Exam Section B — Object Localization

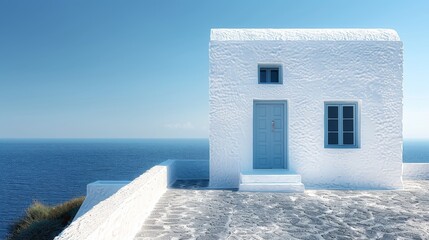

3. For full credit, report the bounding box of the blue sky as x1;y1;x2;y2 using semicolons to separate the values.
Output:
0;0;428;138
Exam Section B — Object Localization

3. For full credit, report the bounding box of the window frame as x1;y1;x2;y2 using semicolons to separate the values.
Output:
258;64;282;84
324;102;359;149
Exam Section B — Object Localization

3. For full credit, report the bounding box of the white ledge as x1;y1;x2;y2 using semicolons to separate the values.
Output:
210;29;400;41
403;163;429;180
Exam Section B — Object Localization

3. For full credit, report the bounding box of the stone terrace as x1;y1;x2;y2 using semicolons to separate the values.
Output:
135;180;429;240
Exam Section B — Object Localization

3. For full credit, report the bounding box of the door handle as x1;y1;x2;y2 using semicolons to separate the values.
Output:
272;120;275;131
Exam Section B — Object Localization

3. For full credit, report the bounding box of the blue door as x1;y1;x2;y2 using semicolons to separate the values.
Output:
254;101;286;169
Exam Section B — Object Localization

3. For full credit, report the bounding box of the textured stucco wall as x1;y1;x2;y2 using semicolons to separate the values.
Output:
73;181;130;221
209;29;403;189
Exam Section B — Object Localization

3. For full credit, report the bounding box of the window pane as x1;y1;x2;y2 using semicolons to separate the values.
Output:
270;69;279;82
343;133;354;144
343;120;354;131
328;120;338;131
343;106;354;118
260;70;266;82
328;133;338;145
328;106;338;118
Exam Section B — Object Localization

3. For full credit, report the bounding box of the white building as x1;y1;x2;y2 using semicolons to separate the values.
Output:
209;29;403;191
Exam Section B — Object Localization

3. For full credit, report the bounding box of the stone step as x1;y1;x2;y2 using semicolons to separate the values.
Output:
240;170;302;183
239;182;305;193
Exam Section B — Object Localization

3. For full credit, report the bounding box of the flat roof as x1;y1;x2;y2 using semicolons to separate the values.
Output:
210;29;400;41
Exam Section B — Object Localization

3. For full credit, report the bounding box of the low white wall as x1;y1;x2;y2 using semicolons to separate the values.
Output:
403;163;429;180
56;159;208;240
73;181;130;221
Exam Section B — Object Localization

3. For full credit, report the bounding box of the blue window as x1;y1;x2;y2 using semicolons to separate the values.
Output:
259;65;282;84
324;102;358;148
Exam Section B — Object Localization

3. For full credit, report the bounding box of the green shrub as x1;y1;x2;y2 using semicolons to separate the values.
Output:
7;196;85;240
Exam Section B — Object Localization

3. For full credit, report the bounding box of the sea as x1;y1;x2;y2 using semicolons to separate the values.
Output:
0;138;428;239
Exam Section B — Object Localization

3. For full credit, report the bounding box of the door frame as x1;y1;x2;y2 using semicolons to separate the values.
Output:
253;100;288;169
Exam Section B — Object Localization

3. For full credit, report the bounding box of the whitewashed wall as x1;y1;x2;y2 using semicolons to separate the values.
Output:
56;159;208;240
73;181;130;221
403;163;429;180
209;29;403;189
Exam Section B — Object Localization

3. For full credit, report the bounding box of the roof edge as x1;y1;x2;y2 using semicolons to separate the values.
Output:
210;28;400;41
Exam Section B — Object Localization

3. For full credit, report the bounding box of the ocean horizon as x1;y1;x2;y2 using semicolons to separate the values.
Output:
0;138;428;239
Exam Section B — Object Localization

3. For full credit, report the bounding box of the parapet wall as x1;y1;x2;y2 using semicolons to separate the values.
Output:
56;159;208;240
73;181;130;221
403;163;429;180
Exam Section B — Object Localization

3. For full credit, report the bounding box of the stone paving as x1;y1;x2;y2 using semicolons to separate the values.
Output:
134;180;429;240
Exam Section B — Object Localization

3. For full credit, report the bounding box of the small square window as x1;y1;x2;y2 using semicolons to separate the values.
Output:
259;66;282;84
